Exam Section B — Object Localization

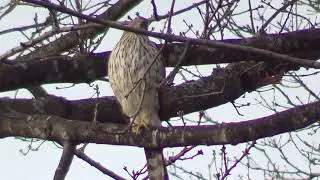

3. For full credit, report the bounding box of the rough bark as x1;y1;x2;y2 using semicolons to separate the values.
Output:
1;28;319;92
0;100;318;147
0;58;291;124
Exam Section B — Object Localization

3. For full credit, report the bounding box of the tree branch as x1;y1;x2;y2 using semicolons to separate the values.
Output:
0;59;290;124
0;100;319;147
73;148;127;180
0;56;304;127
20;0;320;69
16;0;143;61
1;28;319;92
54;141;76;180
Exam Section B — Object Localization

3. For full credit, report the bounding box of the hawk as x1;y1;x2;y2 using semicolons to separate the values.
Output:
108;17;167;180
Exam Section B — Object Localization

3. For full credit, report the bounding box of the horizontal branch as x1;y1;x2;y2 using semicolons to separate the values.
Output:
0;60;288;123
21;0;320;69
0;100;319;147
164;28;320;65
0;55;107;92
1;28;319;92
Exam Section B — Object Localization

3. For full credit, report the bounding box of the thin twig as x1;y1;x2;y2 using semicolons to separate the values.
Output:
150;0;209;22
258;0;298;34
220;141;256;180
161;41;190;87
0;23;102;60
74;148;127;180
150;0;159;20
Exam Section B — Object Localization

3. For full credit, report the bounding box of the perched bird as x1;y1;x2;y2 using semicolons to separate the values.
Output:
108;17;167;180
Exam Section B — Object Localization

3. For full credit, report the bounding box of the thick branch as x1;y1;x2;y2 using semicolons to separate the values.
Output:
0;60;272;123
1;28;319;92
0;60;296;123
20;0;320;68
0;29;320;91
0;55;107;92
163;28;320;66
0;101;319;147
0;95;127;124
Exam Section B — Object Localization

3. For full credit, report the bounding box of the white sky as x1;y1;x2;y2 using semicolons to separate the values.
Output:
0;0;319;179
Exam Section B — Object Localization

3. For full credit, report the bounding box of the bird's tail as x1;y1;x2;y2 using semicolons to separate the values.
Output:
144;148;168;180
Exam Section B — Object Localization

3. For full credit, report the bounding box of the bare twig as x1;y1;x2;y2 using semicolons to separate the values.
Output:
161;40;190;87
150;0;209;22
258;0;298;34
0;0;19;20
220;141;256;180
74;148;126;180
0;23;102;60
150;0;159;20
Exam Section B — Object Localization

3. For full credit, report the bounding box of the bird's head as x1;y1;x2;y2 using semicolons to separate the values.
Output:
126;17;149;29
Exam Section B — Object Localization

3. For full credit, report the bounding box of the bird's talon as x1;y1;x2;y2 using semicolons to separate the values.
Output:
132;123;149;134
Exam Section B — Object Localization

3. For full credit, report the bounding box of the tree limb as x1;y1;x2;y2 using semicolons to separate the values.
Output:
54;141;76;180
0;59;290;124
19;0;320;69
0;28;319;92
16;0;143;61
0;100;319;147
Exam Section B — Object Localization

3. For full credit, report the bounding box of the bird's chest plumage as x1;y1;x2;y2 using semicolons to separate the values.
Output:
108;32;165;123
110;35;159;85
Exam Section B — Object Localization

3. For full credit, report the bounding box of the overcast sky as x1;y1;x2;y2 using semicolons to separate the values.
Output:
0;0;319;179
